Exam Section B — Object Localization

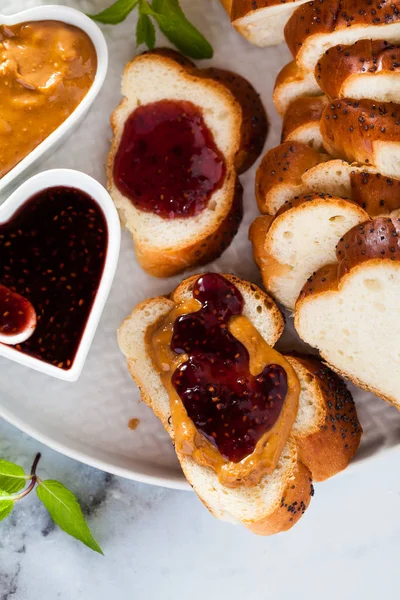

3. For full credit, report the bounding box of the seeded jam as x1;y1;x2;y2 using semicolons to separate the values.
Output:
0;187;107;368
171;274;288;463
113;100;226;218
0;284;35;336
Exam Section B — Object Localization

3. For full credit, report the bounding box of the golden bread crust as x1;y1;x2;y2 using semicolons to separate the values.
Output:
351;171;400;216
320;98;400;166
244;460;313;535
198;67;268;173
316;40;400;99
286;354;362;481
255;141;321;214
285;0;400;64
281;96;328;143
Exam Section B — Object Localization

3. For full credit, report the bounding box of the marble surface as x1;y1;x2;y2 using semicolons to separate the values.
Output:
1;416;400;600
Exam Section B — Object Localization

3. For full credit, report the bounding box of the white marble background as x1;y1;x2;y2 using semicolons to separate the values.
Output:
1;417;400;600
1;0;400;597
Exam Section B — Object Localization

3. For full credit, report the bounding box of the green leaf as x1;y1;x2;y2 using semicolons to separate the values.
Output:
137;5;156;49
0;460;27;494
88;0;139;24
36;480;103;554
143;0;213;59
0;490;14;521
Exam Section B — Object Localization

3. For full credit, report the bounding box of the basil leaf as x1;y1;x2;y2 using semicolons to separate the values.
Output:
0;490;14;521
137;8;156;48
0;460;26;494
37;480;103;554
143;0;213;59
88;0;139;24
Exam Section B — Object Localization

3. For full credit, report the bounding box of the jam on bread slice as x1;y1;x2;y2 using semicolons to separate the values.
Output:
295;215;400;410
118;273;361;535
108;50;267;278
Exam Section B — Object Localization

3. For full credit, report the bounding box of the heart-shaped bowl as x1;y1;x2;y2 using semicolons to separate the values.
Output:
0;169;121;382
0;5;108;193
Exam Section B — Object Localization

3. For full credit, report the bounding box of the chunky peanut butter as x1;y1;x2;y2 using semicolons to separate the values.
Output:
0;20;97;178
148;297;300;488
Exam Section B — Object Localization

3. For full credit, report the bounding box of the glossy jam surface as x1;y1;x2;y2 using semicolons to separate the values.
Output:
171;274;288;463
0;284;35;336
0;186;107;368
113;100;226;219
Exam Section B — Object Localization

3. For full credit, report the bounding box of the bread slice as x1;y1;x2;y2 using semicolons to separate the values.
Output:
255;141;324;215
108;51;266;278
295;216;400;409
285;0;400;71
224;0;310;47
118;273;361;534
273;61;322;117
281;96;328;151
249;194;369;310
303;160;400;216
316;40;400;102
320;98;400;178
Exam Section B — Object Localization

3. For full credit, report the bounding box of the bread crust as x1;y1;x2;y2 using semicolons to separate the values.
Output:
198;67;268;173
316;40;400;100
119;273;362;534
350;171;400;216
273;60;322;116
320;98;400;169
281;96;328;150
108;50;266;277
286;354;362;481
243;459;313;535
285;0;400;69
134;179;243;278
255;141;321;214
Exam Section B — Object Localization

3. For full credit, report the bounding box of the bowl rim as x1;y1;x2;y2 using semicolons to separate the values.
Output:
0;5;108;192
0;168;121;381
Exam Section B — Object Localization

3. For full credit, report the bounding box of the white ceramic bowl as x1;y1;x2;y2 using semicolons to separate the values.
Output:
0;5;108;193
0;169;121;382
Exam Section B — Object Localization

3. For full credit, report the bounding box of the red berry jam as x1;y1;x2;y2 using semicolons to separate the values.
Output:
113;100;226;219
0;187;107;369
171;274;287;463
0;284;35;336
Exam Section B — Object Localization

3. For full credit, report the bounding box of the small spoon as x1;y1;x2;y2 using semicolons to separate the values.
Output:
0;284;36;345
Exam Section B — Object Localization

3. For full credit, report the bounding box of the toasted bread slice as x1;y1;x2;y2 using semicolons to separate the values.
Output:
118;274;361;534
316;40;400;102
295;216;400;409
281;96;328;151
273;61;322;117
250;194;369;310
320;98;400;178
285;0;400;71
224;0;310;47
255;141;324;215
108;51;266;278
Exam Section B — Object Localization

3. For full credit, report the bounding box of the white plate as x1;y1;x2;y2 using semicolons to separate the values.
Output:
1;0;400;490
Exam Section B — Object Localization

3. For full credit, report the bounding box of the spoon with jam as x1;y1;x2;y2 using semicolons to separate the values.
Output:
0;283;36;345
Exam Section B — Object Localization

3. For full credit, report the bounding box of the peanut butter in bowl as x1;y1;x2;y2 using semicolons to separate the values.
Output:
0;20;97;179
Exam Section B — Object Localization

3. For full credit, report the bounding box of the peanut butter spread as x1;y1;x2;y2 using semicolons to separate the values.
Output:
148;294;300;488
0;20;97;179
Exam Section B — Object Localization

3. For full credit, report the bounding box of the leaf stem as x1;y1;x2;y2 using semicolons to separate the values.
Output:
9;453;41;503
